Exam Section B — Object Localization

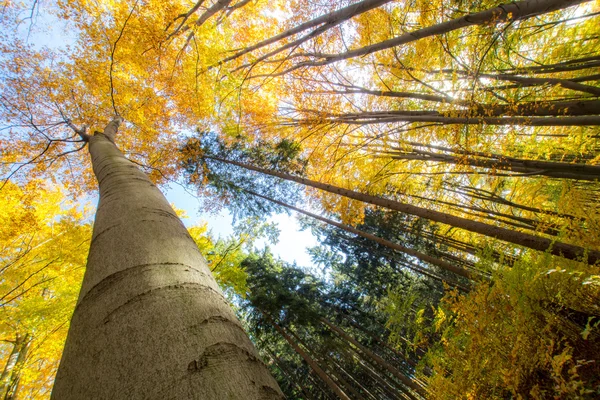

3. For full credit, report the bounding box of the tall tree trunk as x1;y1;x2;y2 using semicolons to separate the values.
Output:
309;112;600;126
326;356;379;400
243;188;476;279
378;148;600;181
337;313;419;369
335;344;405;400
266;0;589;73
0;333;31;400
266;317;351;400
290;328;371;400
0;341;20;396
321;318;426;398
224;0;393;69
317;354;366;400
52;119;282;399
324;87;600;117
263;347;317;400
206;156;600;264
332;232;472;291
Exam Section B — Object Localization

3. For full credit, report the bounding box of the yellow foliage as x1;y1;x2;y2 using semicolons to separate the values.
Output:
0;182;91;398
425;253;600;399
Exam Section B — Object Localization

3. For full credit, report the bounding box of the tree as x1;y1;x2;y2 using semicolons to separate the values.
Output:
50;118;282;399
2;0;599;396
0;182;90;399
181;136;600;264
1;0;286;397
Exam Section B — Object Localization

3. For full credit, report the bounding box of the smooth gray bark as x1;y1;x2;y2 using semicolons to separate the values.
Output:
52;121;282;399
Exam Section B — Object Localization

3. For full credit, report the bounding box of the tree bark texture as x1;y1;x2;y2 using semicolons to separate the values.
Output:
52;126;282;399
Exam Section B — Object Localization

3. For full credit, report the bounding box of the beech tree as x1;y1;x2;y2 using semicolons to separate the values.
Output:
49;118;282;398
2;0;599;397
0;0;285;398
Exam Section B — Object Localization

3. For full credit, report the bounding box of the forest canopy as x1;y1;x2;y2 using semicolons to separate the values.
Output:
1;0;599;398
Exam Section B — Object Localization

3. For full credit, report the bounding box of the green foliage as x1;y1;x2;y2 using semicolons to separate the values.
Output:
243;251;324;326
180;132;305;219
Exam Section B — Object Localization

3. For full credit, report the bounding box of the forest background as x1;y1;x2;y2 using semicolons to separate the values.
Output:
1;0;600;398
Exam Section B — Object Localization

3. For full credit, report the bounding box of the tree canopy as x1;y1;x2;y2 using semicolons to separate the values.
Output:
1;0;599;398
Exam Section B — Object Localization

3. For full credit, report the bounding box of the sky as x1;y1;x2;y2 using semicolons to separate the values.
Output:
163;181;320;267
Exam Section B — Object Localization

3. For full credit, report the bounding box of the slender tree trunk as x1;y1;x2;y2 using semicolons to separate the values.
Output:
266;317;351;400
336;344;406;400
324;88;600;117
306;112;600;126
0;333;31;400
474;72;600;96
394;191;559;235
52;119;282;399
329;229;473;290
338;314;419;369
317;353;366;400
206;156;600;264
264;347;317;400
266;0;589;74
291;327;373;400
326;356;379;400
243;188;475;279
220;0;393;65
320;318;426;398
0;342;20;395
379;149;600;181
448;185;581;221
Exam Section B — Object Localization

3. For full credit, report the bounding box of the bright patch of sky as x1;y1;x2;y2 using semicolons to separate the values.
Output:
13;4;75;50
163;181;319;267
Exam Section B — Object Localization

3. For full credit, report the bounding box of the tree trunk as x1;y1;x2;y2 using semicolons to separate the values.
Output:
379;148;600;181
206;156;600;264
309;112;600;126
220;0;393;65
335;344;405;400
267;0;589;73
331;231;472;291
0;333;31;400
243;188;476;279
264;347;317;400
337;313;419;369
325;87;600;117
326;356;379;400
321;318;426;398
267;317;351;400
52;120;282;399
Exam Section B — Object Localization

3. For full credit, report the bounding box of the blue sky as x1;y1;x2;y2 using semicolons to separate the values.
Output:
163;182;319;267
